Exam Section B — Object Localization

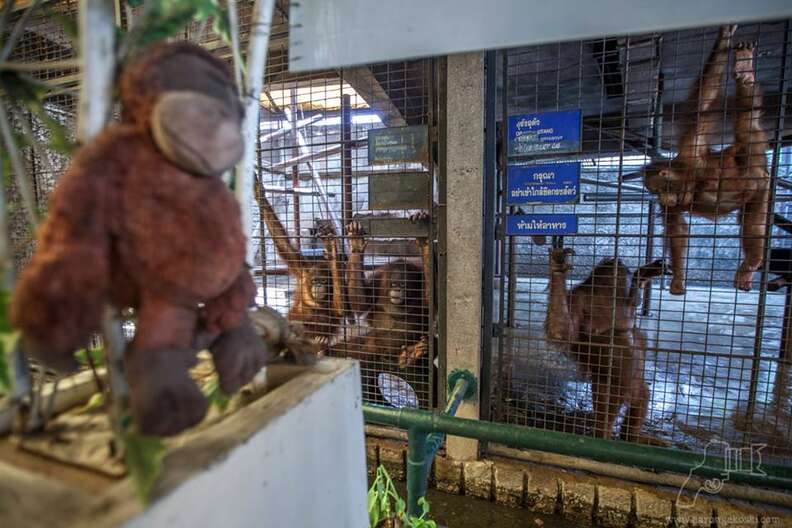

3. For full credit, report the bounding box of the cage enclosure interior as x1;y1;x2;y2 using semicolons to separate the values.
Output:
489;19;792;467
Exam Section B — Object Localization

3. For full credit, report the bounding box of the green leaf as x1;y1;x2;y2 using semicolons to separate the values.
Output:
0;336;8;394
124;432;166;503
0;289;11;334
202;376;230;412
74;347;105;368
75;391;105;414
126;0;145;7
131;2;197;50
45;9;79;48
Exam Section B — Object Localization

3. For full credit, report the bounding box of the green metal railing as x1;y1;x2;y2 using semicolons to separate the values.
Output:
364;372;792;517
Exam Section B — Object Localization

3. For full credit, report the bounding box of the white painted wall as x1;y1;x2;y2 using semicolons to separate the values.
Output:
123;362;368;528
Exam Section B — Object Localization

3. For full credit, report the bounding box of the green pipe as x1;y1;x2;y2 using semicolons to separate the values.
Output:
405;378;470;516
363;405;792;490
407;428;428;518
424;378;469;463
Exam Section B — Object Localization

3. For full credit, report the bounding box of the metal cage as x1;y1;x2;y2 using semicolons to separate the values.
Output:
255;44;439;409
488;19;792;466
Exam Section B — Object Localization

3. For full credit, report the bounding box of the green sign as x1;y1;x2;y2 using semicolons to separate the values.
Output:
368;125;429;165
368;172;431;210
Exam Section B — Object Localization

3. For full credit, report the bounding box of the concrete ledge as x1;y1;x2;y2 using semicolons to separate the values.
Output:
434;456;463;494
525;469;560;515
463;460;493;500
634;488;673;528
596;485;633;528
362;437;792;527
560;478;595;524
366;442;380;478
378;441;406;482
493;463;525;507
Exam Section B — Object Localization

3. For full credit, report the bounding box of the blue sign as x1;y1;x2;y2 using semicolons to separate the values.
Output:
507;162;580;205
507;110;582;157
506;214;578;236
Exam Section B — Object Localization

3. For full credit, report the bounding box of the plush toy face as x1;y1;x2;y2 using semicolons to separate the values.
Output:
120;42;245;177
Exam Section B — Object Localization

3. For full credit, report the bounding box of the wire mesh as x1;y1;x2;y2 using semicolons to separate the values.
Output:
4;1;437;408
255;35;437;408
491;20;792;466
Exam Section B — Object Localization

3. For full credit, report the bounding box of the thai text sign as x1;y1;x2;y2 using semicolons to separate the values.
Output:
507;162;580;204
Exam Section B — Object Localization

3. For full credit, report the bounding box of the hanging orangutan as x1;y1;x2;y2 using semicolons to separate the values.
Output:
545;247;666;444
255;185;344;349
643;24;770;295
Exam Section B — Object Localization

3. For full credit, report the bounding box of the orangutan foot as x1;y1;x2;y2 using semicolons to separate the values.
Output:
669;276;686;296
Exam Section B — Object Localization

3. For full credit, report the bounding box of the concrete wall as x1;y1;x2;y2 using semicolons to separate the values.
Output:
444;52;485;461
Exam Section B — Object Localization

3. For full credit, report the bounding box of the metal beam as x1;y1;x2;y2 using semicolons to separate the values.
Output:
343;65;407;127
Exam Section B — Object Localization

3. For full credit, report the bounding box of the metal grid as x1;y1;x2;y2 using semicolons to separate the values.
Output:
490;20;792;465
2;0;79;271
255;42;437;408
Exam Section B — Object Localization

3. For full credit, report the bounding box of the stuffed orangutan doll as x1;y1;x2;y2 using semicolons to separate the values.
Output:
10;41;275;436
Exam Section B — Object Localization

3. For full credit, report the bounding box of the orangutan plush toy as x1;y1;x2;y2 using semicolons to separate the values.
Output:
11;42;274;436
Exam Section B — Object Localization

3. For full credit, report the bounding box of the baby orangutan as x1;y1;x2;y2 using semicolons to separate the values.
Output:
545;247;666;444
255;187;344;351
643;25;770;294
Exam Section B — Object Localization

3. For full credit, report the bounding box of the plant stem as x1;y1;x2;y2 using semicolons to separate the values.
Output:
0;59;81;71
0;100;39;229
0;0;43;61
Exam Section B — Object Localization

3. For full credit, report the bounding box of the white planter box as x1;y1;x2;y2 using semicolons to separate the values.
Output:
0;359;368;528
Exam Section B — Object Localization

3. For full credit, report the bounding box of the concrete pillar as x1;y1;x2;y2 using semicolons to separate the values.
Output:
444;52;484;461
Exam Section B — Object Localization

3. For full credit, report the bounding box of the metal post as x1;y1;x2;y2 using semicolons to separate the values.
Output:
289;89;301;251
341;94;353;231
642;200;656;316
480;50;497;424
747;21;790;420
436;57;449;408
774;284;792;406
494;50;509;423
257;133;268;305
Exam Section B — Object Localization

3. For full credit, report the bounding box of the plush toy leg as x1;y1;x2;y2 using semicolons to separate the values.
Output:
126;292;207;436
209;313;275;394
125;345;208;436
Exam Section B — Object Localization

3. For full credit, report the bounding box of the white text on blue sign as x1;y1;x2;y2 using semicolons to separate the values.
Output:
506;214;578;236
507;110;582;157
507;162;580;205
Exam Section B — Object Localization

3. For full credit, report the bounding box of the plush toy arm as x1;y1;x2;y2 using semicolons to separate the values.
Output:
200;266;256;335
12;242;109;371
10;135;116;372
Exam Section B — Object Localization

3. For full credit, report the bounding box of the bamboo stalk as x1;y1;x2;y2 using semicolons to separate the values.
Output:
237;0;275;264
77;0;128;447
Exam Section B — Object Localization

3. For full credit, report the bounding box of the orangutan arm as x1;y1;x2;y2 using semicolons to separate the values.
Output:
254;178;301;272
345;220;372;316
545;248;579;344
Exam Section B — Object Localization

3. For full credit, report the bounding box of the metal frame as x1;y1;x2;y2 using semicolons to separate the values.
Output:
486;20;792;467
